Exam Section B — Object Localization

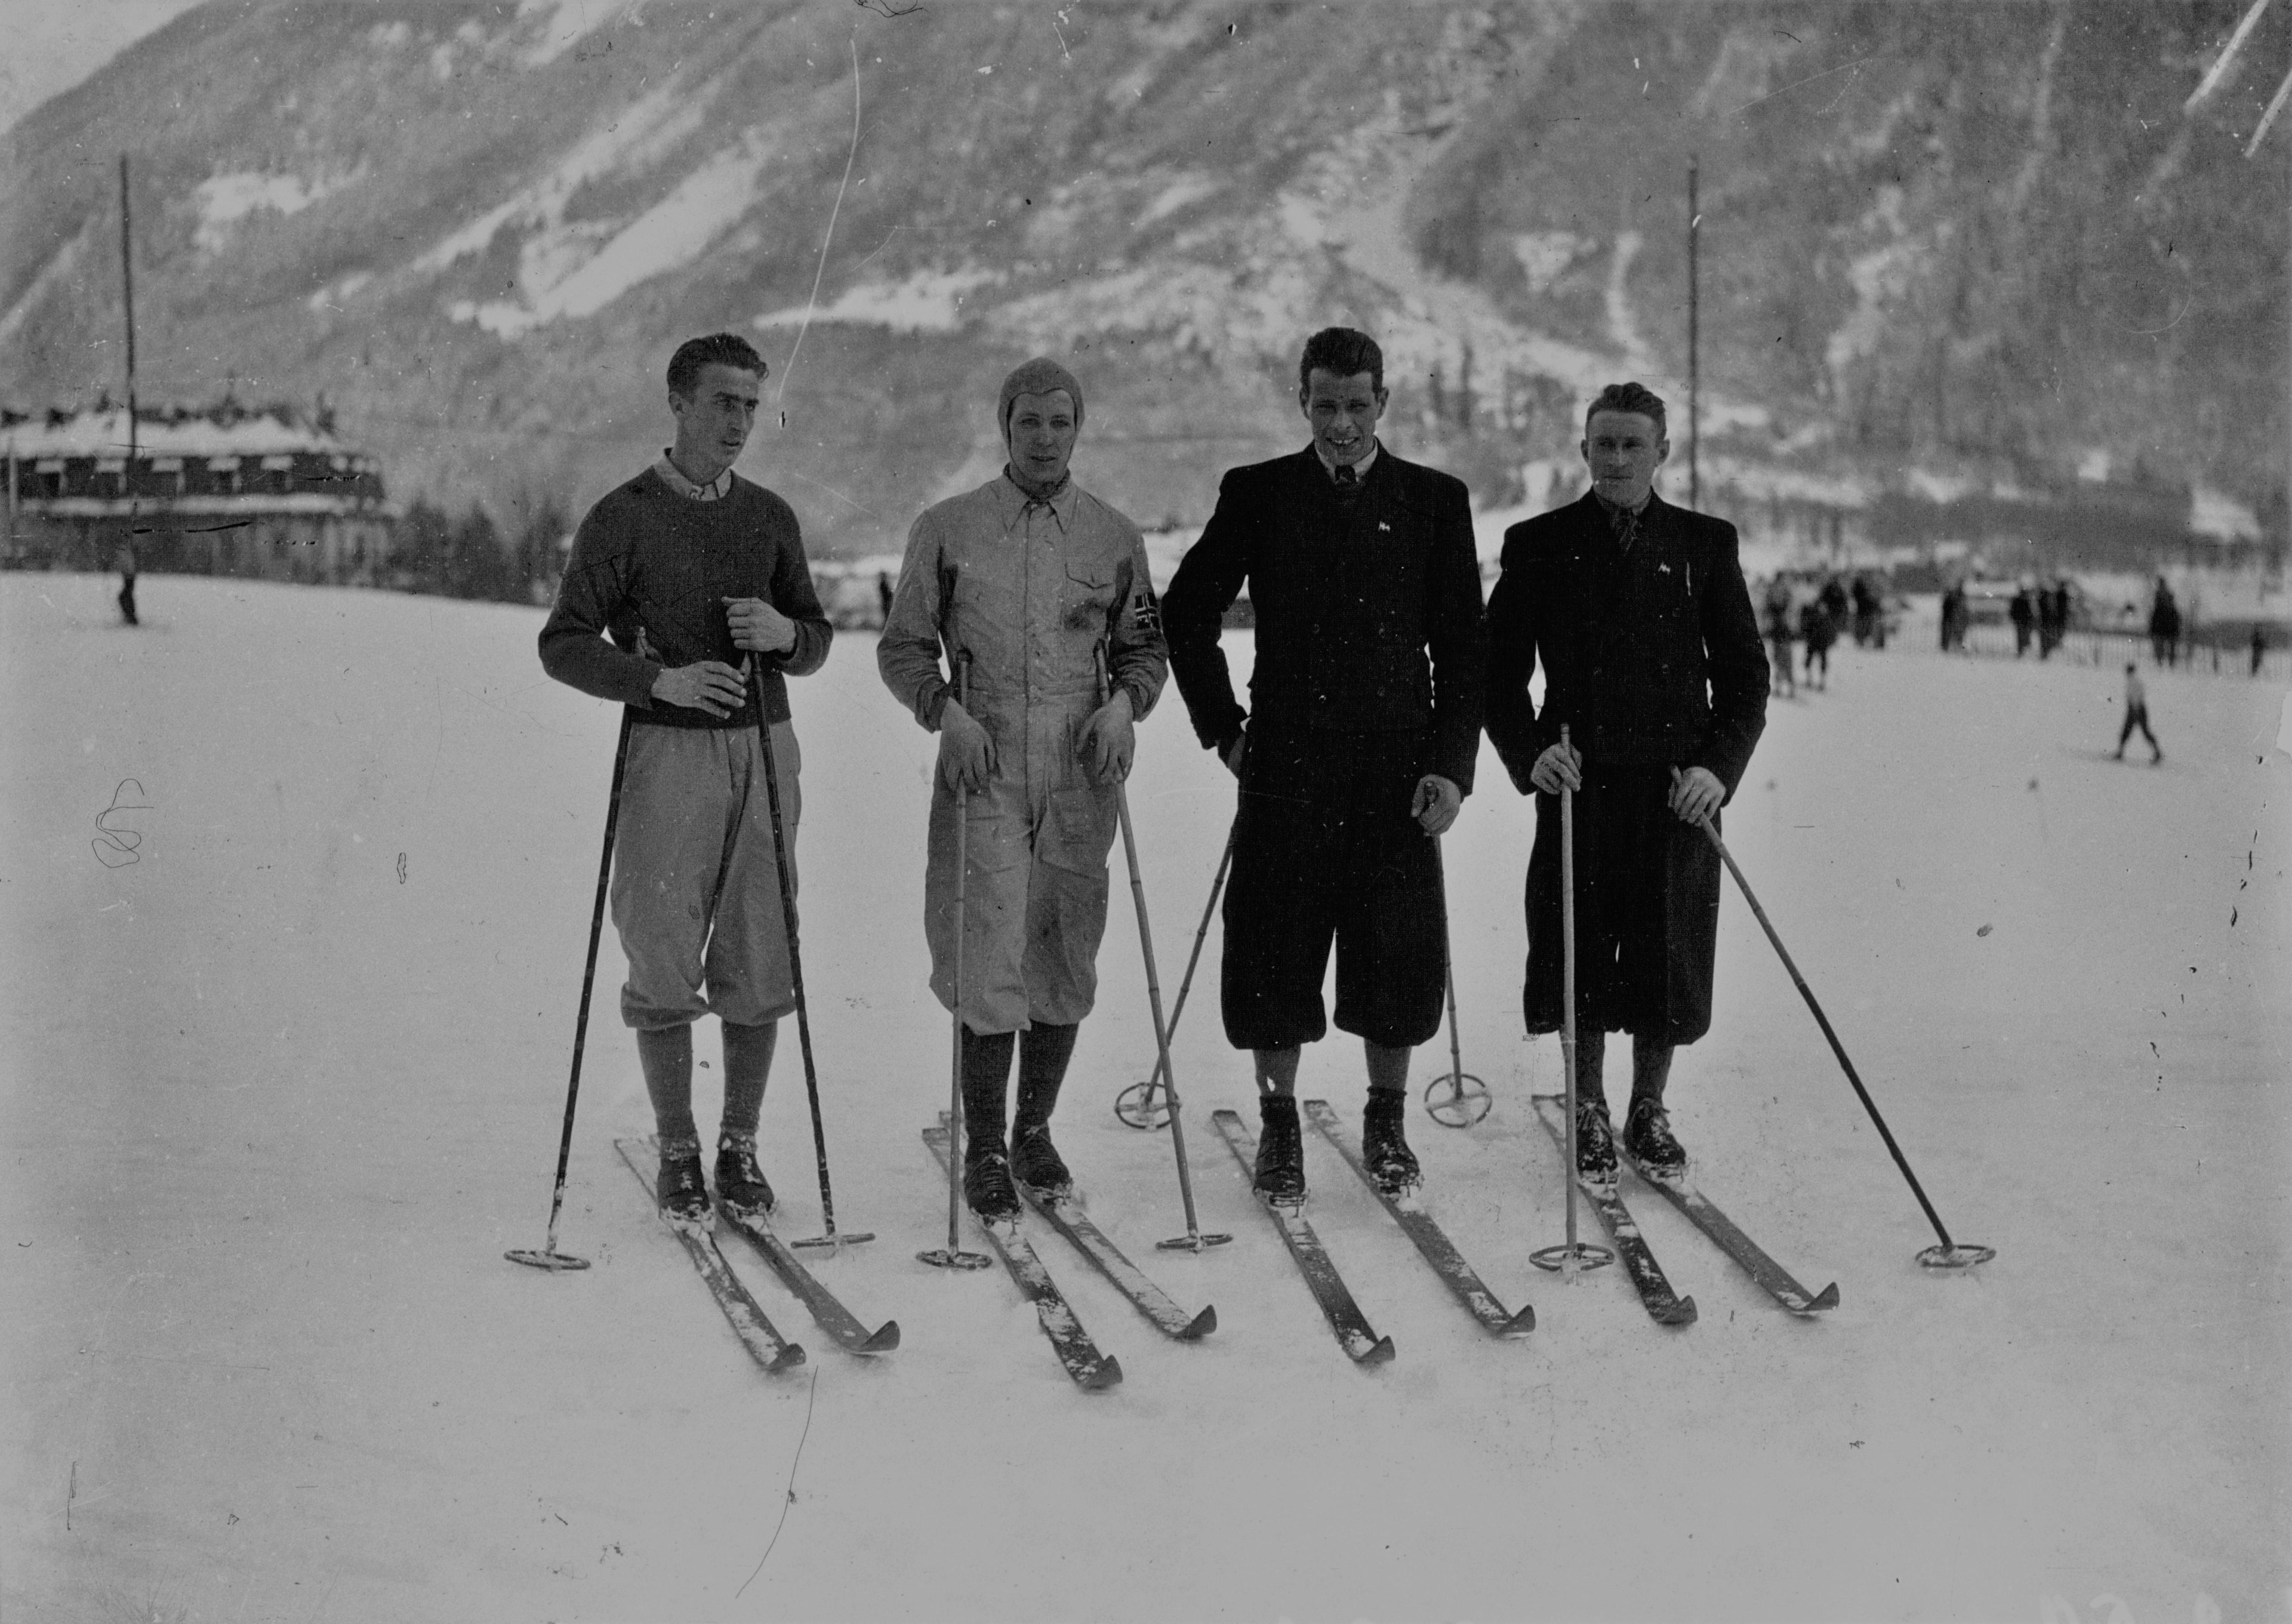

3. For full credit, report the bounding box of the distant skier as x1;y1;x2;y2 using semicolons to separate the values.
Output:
879;358;1167;1221
2253;623;2269;677
1763;575;1797;695
2113;663;2161;764
1817;574;1849;638
2149;577;2182;667
1484;381;1768;1182
2038;578;2070;658
1939;579;1969;653
876;569;894;628
114;540;138;627
1850;574;1880;646
1799;595;1837;691
538;332;833;1224
2009;582;2036;657
1163;327;1483;1204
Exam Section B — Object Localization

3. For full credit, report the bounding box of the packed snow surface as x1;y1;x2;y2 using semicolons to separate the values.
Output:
3;571;2287;1622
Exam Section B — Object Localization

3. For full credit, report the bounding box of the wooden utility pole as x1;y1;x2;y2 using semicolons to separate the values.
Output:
119;153;138;559
1687;156;1699;510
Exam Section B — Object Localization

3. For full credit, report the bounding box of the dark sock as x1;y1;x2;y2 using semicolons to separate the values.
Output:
1014;1022;1079;1133
720;1019;777;1140
637;1024;698;1150
960;1026;1016;1161
1363;1040;1411;1095
1629;1035;1674;1112
1572;1027;1608;1110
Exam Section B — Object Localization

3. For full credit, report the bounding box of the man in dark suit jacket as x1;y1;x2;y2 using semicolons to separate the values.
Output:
1484;383;1767;1183
1164;328;1485;1205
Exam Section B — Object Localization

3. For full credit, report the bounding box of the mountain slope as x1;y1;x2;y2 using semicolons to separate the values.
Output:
1;0;2282;556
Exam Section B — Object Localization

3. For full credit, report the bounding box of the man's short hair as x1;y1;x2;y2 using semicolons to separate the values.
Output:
1298;328;1384;395
1584;381;1668;439
667;334;767;397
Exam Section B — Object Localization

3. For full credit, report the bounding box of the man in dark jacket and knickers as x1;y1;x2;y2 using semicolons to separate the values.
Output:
1484;383;1767;1181
1163;328;1486;1204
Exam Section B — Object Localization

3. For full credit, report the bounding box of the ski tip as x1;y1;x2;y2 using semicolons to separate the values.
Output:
860;1320;902;1353
1081;1355;1124;1391
1801;1281;1841;1313
767;1341;809;1373
1496;1303;1537;1337
1179;1305;1218;1341
1354;1334;1397;1367
1657;1296;1699;1328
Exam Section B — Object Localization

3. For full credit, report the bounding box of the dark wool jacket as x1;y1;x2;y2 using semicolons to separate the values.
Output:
1484;491;1767;797
1162;445;1486;792
538;469;831;729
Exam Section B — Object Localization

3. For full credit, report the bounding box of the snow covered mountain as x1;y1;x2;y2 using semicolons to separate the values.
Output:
0;0;2282;556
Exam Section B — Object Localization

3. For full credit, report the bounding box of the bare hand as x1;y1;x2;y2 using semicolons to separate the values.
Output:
723;596;797;654
1410;774;1462;835
1221;734;1248;779
938;698;997;794
652;660;748;719
1078;691;1135;782
1669;765;1725;825
1528;739;1582;794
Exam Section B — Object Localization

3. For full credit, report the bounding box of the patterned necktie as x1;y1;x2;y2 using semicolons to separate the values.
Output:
1333;463;1357;487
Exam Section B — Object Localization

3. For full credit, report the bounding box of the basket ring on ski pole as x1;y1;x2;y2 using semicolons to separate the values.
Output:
1915;1242;1995;1270
504;1246;592;1271
1529;1241;1613;1273
1115;1077;1172;1130
1422;1070;1491;1128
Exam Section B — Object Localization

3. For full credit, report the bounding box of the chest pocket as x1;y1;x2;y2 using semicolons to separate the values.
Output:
1062;556;1117;633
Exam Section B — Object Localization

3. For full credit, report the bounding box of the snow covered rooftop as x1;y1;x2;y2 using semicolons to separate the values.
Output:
1;406;360;461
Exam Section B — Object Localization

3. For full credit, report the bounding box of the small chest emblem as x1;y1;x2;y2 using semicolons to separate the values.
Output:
1658;563;1672;574
1378;521;1392;533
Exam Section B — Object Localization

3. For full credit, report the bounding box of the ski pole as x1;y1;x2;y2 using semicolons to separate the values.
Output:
507;708;634;1272
1096;648;1230;1252
1116;823;1233;1130
1676;774;1992;1270
1422;839;1490;1127
921;653;991;1271
1532;726;1610;1280
748;660;873;1250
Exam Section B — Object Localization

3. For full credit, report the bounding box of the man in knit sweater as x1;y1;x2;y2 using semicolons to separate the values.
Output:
1162;327;1486;1206
538;333;833;1224
879;358;1167;1221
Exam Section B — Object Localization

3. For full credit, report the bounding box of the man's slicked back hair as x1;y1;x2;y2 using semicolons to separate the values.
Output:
1585;381;1667;439
667;333;767;397
1298;328;1384;396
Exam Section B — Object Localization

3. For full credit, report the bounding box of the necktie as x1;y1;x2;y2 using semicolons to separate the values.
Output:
1334;464;1357;487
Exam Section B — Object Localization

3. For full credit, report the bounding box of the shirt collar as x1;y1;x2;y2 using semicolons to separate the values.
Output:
998;467;1079;529
1313;438;1380;483
1594;488;1654;520
655;451;733;502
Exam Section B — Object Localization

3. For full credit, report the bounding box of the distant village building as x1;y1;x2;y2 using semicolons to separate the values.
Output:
1;399;396;584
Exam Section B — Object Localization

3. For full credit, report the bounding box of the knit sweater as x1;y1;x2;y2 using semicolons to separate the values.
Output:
538;469;831;728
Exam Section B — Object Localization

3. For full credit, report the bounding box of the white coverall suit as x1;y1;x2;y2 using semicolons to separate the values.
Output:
879;473;1168;1034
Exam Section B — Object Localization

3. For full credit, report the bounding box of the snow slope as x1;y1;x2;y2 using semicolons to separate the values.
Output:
3;574;2286;1623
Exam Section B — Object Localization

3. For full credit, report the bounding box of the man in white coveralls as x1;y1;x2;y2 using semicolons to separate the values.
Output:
879;359;1169;1220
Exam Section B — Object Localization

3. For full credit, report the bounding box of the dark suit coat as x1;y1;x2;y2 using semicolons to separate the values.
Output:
1483;490;1766;796
1163;445;1486;792
1484;490;1767;1044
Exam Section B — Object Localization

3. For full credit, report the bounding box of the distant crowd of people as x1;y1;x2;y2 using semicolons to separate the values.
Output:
1755;570;1889;695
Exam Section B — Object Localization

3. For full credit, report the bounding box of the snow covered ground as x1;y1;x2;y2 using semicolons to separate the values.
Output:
4;572;2286;1624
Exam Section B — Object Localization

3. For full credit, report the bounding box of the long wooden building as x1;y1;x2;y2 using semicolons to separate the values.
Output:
1;400;396;584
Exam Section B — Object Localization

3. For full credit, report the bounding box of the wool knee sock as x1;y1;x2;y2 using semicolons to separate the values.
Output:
637;1024;698;1152
1629;1034;1674;1112
720;1019;777;1141
959;1027;1016;1161
1014;1022;1079;1134
1572;1027;1609;1110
